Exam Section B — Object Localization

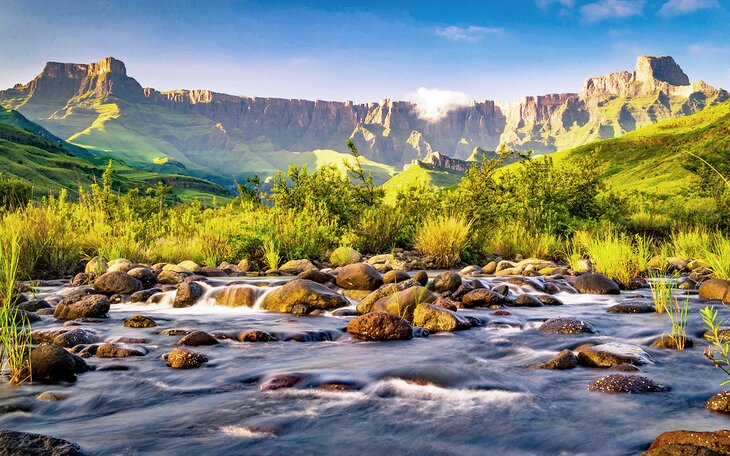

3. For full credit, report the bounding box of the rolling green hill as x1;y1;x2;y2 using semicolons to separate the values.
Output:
543;99;730;195
0;111;231;203
382;163;464;200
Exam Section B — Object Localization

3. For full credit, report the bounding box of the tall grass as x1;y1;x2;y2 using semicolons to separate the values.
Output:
414;213;472;268
262;238;281;271
581;230;651;285
666;295;690;350
648;271;675;314
483;223;564;260
0;227;32;383
667;226;713;260
704;232;730;280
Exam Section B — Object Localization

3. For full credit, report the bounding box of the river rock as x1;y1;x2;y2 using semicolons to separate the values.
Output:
383;270;411;284
32;328;100;348
412;303;470;332
173;281;204;308
28;344;89;384
279;259;316;274
706;391;730;413
123;315;157;328
699;279;730;300
93;271;142;296
608;302;655;313
538;349;578;369
0;429;85;456
336;263;383;291
537;295;564;306
433;297;458;311
262;279;349;313
355;280;419;314
127;267;156;288
297;269;336;285
347;312;413;341
462;288;505;308
330;247;362;266
511;294;544;307
237;330;277;342
178;331;218;346
413;270;428;286
650;334;694;349
588;374;669;393
211;285;261;307
156;270;190;285
85;256;108;275
36;391;69;402
53;294;110;320
647;430;730;455
96;343;147;357
573;273;620;295
260;374;305;391
70;273;94;286
371;285;437;321
17;299;51;313
432;271;461;293
166;347;209;369
578;343;653;367
107;258;134;273
539;317;597;334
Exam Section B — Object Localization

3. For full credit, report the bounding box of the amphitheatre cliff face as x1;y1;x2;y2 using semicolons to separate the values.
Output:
0;55;726;181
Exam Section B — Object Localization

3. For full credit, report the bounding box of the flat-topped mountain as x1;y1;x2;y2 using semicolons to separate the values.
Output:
0;55;725;184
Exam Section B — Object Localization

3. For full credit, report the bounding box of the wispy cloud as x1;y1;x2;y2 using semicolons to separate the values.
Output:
536;0;575;10
435;25;504;42
580;0;645;23
688;43;727;55
411;87;470;122
657;0;720;17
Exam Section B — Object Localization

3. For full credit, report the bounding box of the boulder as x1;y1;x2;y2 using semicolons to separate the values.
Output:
279;259;316;274
461;288;505;308
127;267;156;288
346;312;413;341
647;430;730;455
539;317;597;334
176;260;202;273
96;343;147;358
706;391;730;414
93;271;143;296
608;302;655;313
412;303;470;332
588;374;669;393
413;270;428;286
578;343;653;367
84;256;107;275
32;328;100;348
510;294;544;307
330;247;362;266
107;258;134;273
156;270;190;285
130;289;159;303
573;273;620;295
482;261;498;275
699;279;730;300
432;271;461;293
70;273;94;286
237;330;277;342
166;347;209;369
178;331;218;346
336;263;383;291
123;315;157;328
17;299;51;313
296;269;336;285
53;294;110;320
29;344;89;384
371;285;437;321
210;285;261;307
355;280;419;314
173;281;205;308
536;295;564;306
538;349;578;370
262;279;349;313
0;430;84;456
383;270;411;284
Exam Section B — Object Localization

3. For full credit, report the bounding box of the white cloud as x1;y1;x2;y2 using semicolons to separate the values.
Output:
658;0;720;17
435;25;504;42
688;43;727;55
411;87;471;122
580;0;645;23
536;0;575;10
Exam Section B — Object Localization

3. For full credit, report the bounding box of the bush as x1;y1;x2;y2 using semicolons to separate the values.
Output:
414;213;472;268
352;205;406;254
0;175;31;211
581;229;651;285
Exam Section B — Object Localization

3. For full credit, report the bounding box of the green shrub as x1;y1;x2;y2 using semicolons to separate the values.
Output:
582;230;651;285
352;205;406;254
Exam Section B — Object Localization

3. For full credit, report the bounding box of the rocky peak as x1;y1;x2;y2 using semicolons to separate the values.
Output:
411;151;470;173
634;55;689;86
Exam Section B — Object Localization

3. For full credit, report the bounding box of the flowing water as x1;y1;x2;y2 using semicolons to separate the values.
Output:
1;276;729;455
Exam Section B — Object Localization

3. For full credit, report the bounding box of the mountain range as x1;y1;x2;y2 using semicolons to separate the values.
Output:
0;55;725;188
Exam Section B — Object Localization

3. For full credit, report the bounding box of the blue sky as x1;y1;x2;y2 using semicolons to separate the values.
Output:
0;0;728;103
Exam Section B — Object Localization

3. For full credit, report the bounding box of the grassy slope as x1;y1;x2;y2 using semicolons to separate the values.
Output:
0;121;231;203
501;99;730;195
382;163;464;199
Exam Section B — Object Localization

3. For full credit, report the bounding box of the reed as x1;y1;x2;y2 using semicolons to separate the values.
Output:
666;295;690;350
648;271;675;314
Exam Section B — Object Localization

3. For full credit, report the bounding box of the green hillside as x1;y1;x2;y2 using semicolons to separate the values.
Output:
545;99;730;195
382;163;464;199
0;118;231;203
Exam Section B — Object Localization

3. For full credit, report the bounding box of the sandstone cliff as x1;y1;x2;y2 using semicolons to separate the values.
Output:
1;55;726;178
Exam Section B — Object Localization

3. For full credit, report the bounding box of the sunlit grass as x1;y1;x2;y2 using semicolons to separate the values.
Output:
581;230;651;286
704;232;730;280
414;213;472;268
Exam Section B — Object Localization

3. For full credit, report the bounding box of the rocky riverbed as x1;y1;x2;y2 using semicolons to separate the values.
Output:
2;256;730;455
